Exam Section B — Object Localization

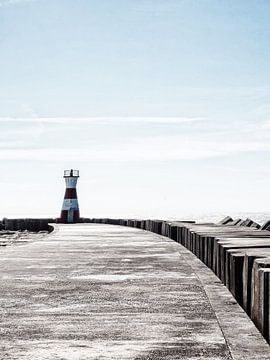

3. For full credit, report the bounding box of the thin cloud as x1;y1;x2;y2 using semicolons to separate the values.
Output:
1;138;270;162
1;117;270;162
0;0;37;6
0;116;206;124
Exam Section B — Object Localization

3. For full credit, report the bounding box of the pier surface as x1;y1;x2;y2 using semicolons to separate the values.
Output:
0;224;269;359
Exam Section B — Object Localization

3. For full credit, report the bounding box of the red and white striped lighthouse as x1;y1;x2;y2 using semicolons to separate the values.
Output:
59;169;80;223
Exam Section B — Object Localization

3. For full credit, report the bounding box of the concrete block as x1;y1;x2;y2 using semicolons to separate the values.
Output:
228;252;245;305
230;218;242;225
218;216;233;225
140;220;146;230
253;268;270;341
239;218;260;228
169;225;178;241
251;259;270;334
243;254;261;315
261;220;270;231
154;221;163;234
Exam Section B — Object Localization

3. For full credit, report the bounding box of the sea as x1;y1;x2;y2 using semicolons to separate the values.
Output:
167;211;270;226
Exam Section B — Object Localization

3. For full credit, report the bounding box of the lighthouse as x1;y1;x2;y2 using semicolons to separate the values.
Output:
59;169;80;223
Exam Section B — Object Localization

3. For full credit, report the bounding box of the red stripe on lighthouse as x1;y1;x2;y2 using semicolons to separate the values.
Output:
64;188;78;199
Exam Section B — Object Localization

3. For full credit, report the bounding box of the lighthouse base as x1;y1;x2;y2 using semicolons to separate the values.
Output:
57;210;80;224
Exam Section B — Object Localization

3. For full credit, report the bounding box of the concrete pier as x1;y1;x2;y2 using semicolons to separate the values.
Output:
0;224;269;359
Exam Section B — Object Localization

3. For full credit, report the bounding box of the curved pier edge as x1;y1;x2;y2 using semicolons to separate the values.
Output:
48;223;60;234
1;217;269;357
87;218;270;358
42;222;270;358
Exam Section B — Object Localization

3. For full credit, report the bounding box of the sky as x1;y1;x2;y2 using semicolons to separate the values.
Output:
1;0;270;220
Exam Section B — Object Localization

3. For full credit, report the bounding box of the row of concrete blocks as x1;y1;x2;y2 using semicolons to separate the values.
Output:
218;215;263;228
0;218;55;232
220;215;270;231
88;216;270;343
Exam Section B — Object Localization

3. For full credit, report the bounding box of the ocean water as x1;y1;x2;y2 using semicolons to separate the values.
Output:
167;212;270;226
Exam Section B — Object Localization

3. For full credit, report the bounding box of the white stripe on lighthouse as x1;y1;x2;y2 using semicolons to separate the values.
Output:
65;177;78;188
62;199;79;211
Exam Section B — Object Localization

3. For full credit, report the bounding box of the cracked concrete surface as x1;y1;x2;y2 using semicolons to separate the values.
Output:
0;224;268;359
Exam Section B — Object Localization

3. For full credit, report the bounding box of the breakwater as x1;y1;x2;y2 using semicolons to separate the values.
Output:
1;215;270;344
2;223;269;358
87;216;270;343
0;218;55;232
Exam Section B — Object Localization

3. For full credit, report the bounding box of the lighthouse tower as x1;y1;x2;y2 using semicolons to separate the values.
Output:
59;169;80;223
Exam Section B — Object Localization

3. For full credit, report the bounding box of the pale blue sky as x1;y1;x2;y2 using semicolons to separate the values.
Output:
1;0;270;220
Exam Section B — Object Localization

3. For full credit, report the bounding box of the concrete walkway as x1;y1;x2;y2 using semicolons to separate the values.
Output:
0;224;269;359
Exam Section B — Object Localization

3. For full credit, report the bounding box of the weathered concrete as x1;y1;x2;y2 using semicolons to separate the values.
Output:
2;218;55;232
0;224;269;359
89;218;270;346
251;260;270;340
